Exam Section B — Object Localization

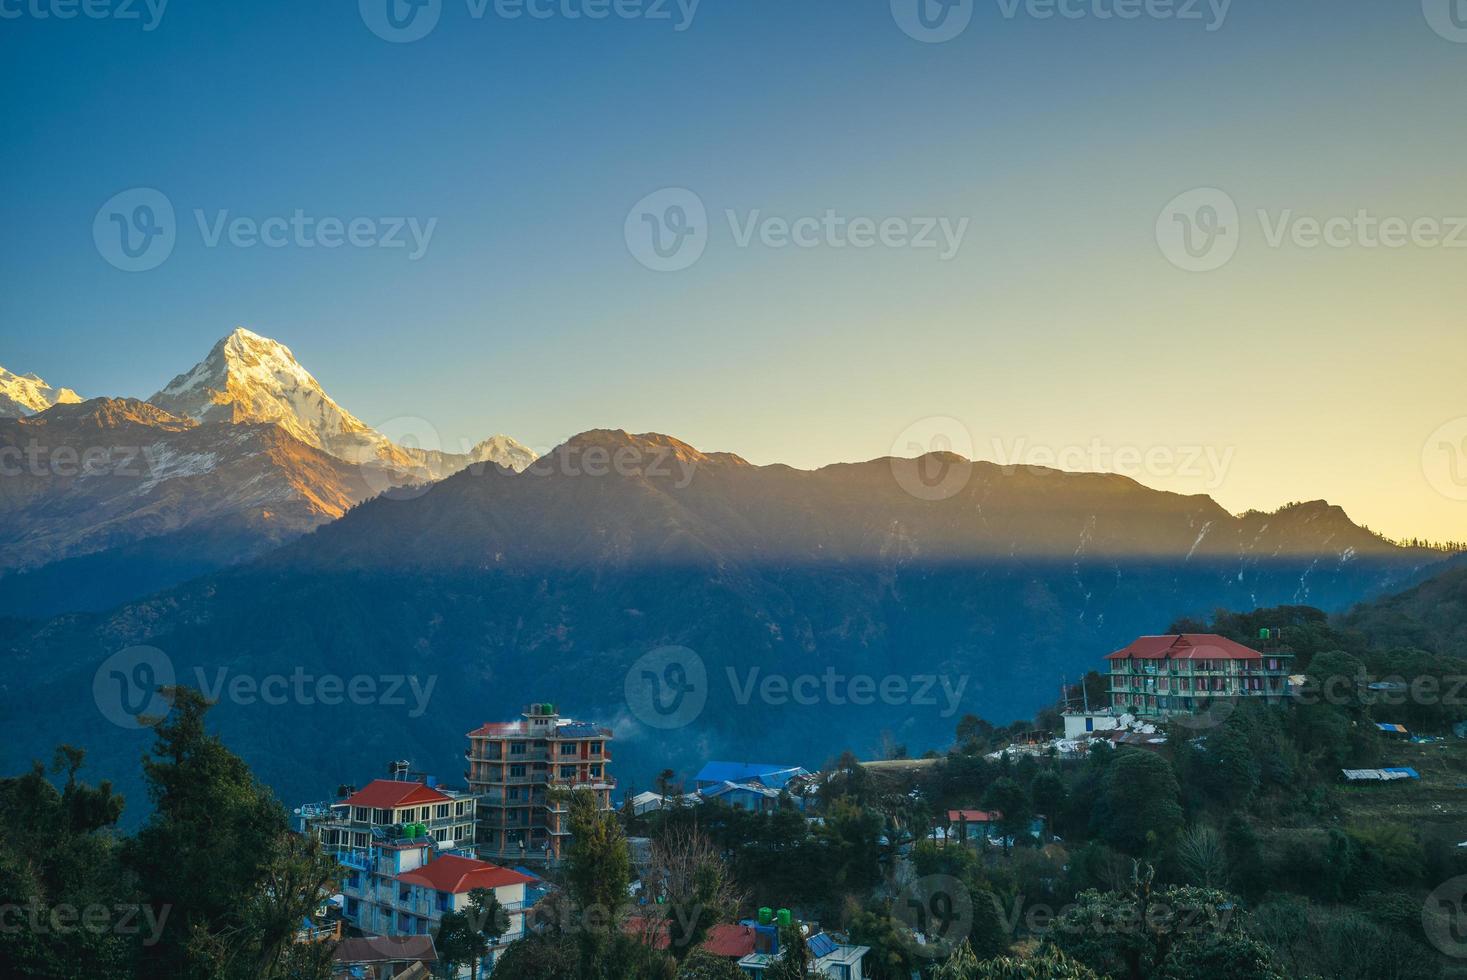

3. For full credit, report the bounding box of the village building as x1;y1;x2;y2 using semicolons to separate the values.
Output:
1106;633;1293;720
465;702;614;865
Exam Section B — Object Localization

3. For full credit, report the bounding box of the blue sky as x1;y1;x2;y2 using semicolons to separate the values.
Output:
5;0;1467;539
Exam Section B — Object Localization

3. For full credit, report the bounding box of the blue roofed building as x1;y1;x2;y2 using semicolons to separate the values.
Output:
693;762;811;792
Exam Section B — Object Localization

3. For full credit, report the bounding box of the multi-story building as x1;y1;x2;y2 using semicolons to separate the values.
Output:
335;838;532;976
465;702;614;865
1107;633;1293;719
311;778;478;852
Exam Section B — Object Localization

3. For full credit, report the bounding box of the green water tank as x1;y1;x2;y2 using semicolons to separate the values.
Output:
776;909;792;927
758;907;773;925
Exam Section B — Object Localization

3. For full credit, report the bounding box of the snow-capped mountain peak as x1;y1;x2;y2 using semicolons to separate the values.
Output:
148;328;536;479
0;364;82;417
470;434;538;472
150;327;392;466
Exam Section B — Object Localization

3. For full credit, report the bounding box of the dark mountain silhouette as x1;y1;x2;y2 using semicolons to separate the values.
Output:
0;429;1446;821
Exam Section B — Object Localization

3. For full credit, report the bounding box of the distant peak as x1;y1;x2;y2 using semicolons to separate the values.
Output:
0;363;83;417
34;396;194;430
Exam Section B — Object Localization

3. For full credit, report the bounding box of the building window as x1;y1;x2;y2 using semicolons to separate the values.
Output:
510;742;526;755
353;807;369;822
589;741;602;754
510;765;525;778
560;743;577;756
560;766;576;779
436;804;450;818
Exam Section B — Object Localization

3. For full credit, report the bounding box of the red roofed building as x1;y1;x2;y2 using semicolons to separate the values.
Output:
312;778;477;854
465;702;614;866
1107;634;1292;719
336;844;533;977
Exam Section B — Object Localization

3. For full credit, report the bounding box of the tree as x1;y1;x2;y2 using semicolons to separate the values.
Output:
563;788;631;933
643;826;740;960
437;887;507;979
981;778;1032;851
1091;751;1182;855
0;749;134;979
1176;826;1229;889
128;687;336;980
1028;770;1066;829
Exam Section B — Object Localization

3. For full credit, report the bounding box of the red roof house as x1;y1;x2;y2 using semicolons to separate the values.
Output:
395;854;535;894
341;779;452;809
1105;633;1264;662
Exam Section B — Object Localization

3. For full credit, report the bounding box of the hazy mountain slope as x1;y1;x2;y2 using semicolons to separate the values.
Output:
0;398;419;615
0;429;1444;822
0;364;81;417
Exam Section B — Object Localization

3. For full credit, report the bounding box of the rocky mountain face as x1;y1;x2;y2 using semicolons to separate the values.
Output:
0;364;82;417
149;328;535;479
0;398;419;616
0;429;1446;820
1;329;534;616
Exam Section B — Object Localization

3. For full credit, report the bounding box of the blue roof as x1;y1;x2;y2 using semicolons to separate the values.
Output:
694;762;807;788
1383;767;1421;779
807;933;839;958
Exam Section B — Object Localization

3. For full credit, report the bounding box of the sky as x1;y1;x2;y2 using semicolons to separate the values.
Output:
4;0;1467;542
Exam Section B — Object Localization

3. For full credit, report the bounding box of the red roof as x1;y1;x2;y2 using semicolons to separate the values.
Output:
622;919;756;958
1105;634;1264;662
701;924;758;958
467;721;527;737
948;809;1001;823
396;855;534;894
342;779;452;809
